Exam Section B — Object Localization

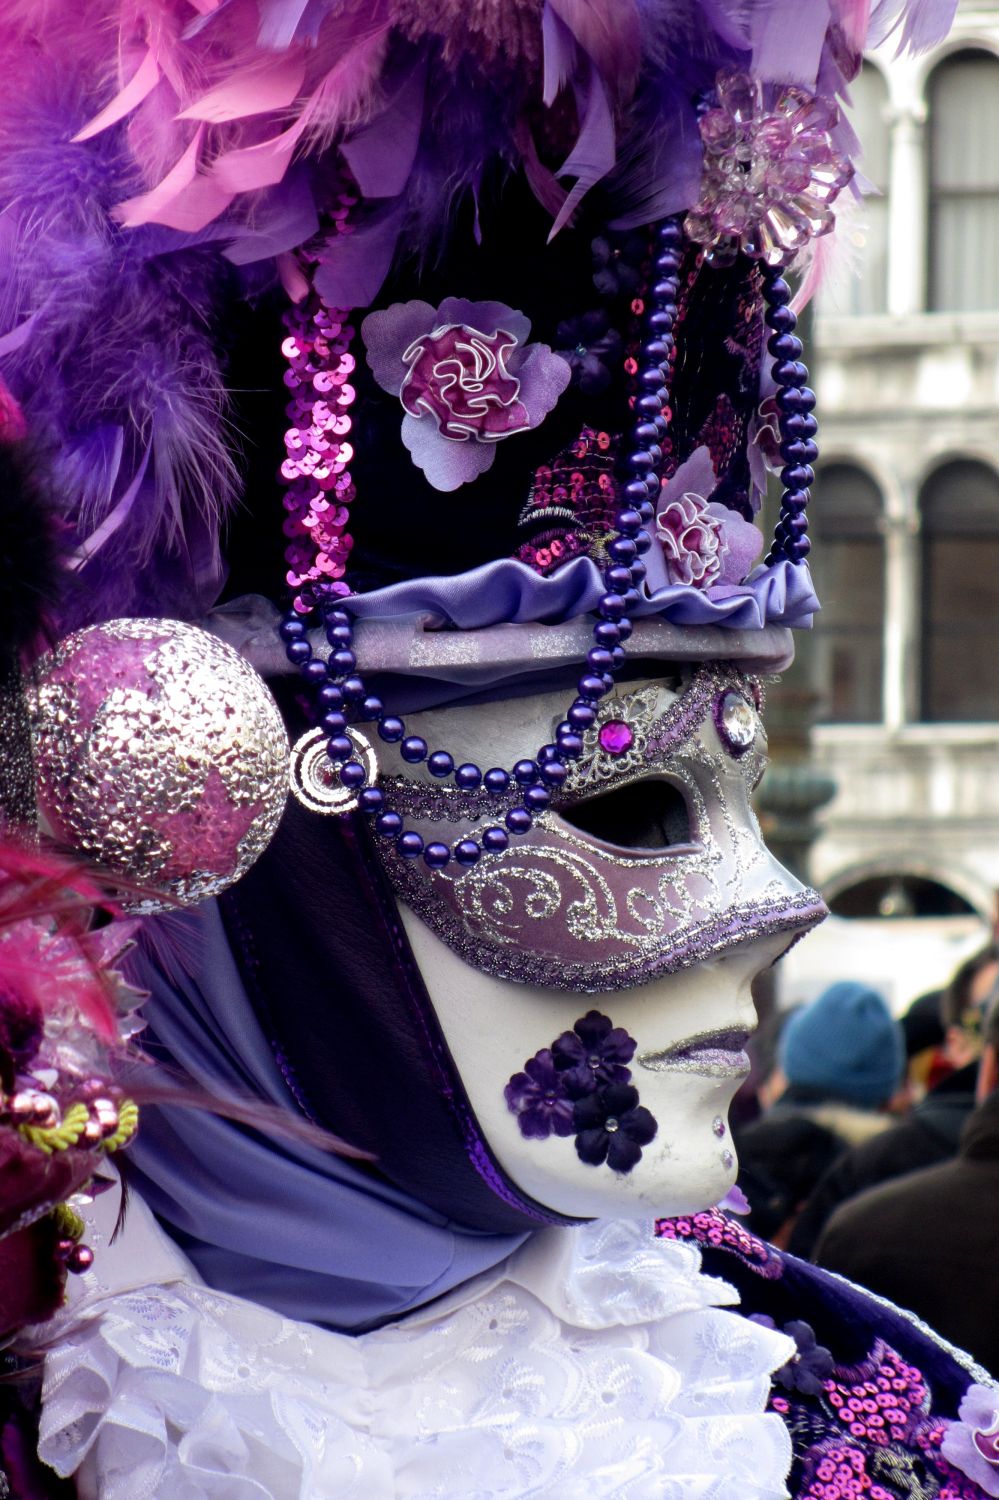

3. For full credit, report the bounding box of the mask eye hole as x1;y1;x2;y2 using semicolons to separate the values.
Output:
559;777;695;853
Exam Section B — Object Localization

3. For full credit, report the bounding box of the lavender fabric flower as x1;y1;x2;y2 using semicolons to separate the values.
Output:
555;311;623;394
941;1384;999;1497
504;1049;575;1141
773;1320;834;1396
552;1009;637;1098
685;68;854;268
647;445;763;592
572;1083;658;1174
361;297;571;491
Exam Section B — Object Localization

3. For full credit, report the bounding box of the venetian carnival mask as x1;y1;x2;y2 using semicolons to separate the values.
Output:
376;663;827;1219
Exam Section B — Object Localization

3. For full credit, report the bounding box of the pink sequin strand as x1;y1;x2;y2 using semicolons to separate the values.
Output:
280;203;359;616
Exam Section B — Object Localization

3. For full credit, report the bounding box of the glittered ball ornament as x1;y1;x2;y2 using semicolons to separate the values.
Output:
31;619;289;911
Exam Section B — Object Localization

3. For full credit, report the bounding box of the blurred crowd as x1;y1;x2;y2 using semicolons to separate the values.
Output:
735;945;999;1374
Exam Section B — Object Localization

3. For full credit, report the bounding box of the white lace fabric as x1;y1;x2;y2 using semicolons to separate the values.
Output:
31;1206;794;1500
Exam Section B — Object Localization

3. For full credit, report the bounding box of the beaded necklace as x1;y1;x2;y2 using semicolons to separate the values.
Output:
279;215;816;876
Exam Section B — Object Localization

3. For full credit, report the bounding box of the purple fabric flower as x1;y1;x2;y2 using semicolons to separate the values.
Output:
941;1384;999;1497
685;68;854;267
361;297;571;491
591;233;646;298
554;311;623;395
504;1049;575;1141
773;1320;834;1396
552;1009;636;1098
572;1083;658;1174
647;445;763;592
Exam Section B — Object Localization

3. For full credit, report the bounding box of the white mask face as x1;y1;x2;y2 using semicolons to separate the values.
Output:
381;667;826;1219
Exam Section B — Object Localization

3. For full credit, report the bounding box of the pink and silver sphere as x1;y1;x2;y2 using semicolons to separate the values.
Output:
31;619;289;911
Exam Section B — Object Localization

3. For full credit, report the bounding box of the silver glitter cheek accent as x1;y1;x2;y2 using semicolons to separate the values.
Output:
31;619;289;912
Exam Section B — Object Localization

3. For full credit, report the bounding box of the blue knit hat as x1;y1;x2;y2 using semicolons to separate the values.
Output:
779;982;904;1108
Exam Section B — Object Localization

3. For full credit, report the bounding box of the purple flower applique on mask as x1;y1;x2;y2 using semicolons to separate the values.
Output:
573;1083;658;1174
505;1010;656;1172
646;445;763;593
361;297;571;491
503;1049;576;1141
941;1384;999;1497
552;1008;637;1097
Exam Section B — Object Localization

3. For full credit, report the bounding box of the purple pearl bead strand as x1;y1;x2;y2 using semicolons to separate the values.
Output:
280;216;684;872
761;267;818;566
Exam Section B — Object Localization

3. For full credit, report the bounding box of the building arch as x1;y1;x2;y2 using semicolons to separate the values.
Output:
807;460;886;722
821;857;989;920
924;47;999;311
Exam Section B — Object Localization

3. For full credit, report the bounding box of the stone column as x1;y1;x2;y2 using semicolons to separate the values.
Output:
886;101;928;317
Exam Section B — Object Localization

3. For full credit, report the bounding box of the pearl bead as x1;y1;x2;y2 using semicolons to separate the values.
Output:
339;760;366;789
317;683;344;709
397;831;424;858
453;839;481;866
326;735;353;762
427;751;454;778
329;648;356;674
484;767;511;794
400;736;428;763
454;763;482;789
505;807;533;835
524;785;550;811
423;842;451;869
513;759;539;785
375;811;403;837
482;826;509;852
378;717;405;743
359;788;384;813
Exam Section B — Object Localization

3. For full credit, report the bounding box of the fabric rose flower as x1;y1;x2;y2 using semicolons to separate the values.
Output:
361;297;571;491
649;445;764;592
572;1083;658;1174
941;1384;999;1497
552;1008;636;1097
504;1049;575;1141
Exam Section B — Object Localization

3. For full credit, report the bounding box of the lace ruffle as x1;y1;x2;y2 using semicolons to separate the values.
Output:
37;1219;794;1499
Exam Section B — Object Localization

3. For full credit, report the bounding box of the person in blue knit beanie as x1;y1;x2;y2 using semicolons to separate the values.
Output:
735;982;904;1245
779;981;905;1109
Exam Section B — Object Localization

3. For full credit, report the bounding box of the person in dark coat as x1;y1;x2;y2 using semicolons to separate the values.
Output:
735;981;905;1245
814;992;999;1375
788;945;999;1259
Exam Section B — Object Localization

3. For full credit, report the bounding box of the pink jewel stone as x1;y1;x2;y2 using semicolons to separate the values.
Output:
598;720;634;755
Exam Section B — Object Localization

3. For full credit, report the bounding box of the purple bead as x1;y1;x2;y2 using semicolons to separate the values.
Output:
400;736;428;763
766;275;792;305
781;464;813;490
375;811;403;837
608;536;637;563
627;449;654;474
302;658;328;684
776;386;816;414
568;701;596;729
279;618;305;641
427;751;454;778
594;620;621;646
623;478;650;506
615;508;642;534
537;743;559;764
768;332;803;360
326;735;353;762
539;759;568;786
629;559;647;585
482;825;510;853
610;645;627;671
317;683;345;709
635;394;661;418
513;759;539;786
638;367;664;390
634;529;653;555
773;359;806;388
339;760;366;789
325;623;353;648
378;717;405;743
321;711;347;735
617;617;634;641
484;767;511;794
587;646;614;672
321;604;350;627
578;673;608;701
286;639;311;665
782;492;809;514
652;274;679;295
641;339;669;363
781;411;818;440
359;787;384;813
330;648;356;675
605;565;633;593
342;677;366;702
637;499;655;523
505;807;533;835
648;309;674;334
557;731;584;759
599;592;626;621
784;512;809;538
454;762;483;789
453;839;481;866
787;535;811;560
524;785;550;811
634;421;660;448
765;308;797;338
423;842;451;869
360;695;384;721
397;831;424;858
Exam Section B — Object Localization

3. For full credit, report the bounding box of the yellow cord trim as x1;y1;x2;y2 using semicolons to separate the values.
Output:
19;1101;89;1155
103;1099;139;1152
53;1202;85;1241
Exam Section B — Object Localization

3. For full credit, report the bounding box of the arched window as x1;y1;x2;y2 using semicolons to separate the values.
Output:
838;63;890;315
920;460;999;720
928;51;999;312
808;463;884;722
